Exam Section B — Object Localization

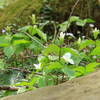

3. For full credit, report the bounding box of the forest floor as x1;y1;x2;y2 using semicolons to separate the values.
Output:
1;70;100;100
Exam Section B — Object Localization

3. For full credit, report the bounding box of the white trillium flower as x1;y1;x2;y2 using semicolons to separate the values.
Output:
34;63;41;69
93;27;100;34
59;32;65;40
62;53;74;64
66;33;75;38
2;29;6;33
89;24;94;28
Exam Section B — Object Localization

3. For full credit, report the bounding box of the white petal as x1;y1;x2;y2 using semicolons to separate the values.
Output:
63;53;71;59
67;59;74;64
34;63;41;69
59;32;65;40
62;53;74;64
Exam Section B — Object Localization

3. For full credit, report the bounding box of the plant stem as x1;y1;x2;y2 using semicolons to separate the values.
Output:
25;32;45;48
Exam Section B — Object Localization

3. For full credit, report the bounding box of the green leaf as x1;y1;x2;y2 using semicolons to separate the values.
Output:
74;66;85;77
29;77;39;87
62;67;75;80
59;16;79;32
13;40;30;45
28;27;47;41
35;28;47;41
28;26;37;36
79;39;95;50
44;62;63;74
74;62;100;77
46;76;55;86
59;21;70;32
69;16;79;22
38;76;46;87
42;44;60;56
13;33;29;40
0;59;4;70
38;76;54;87
0;36;11;47
48;62;63;70
76;19;86;26
14;45;24;55
76;18;95;27
15;81;29;86
96;40;100;47
85;62;100;73
72;53;86;65
91;47;100;55
84;18;95;23
4;46;15;58
29;39;43;54
61;47;79;56
18;25;31;32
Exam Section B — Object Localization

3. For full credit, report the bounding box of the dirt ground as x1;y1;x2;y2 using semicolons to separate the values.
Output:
1;70;100;100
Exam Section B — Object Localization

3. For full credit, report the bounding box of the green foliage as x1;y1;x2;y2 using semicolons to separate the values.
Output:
0;15;100;98
93;28;100;39
59;16;95;32
91;47;100;55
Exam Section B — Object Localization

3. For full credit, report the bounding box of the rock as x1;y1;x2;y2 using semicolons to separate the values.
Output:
1;70;100;100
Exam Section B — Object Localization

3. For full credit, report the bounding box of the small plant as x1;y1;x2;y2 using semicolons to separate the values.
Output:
0;15;100;97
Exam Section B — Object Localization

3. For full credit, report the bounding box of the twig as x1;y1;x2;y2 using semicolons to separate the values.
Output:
66;0;81;32
69;0;81;17
0;86;18;91
6;67;43;75
7;67;31;74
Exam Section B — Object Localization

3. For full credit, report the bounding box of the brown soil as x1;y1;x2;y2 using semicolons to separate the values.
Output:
1;70;100;100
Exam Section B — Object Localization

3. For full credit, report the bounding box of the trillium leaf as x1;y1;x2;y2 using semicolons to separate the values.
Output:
62;67;75;80
4;46;15;58
91;47;100;55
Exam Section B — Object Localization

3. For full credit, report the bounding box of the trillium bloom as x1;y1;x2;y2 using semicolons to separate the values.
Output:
62;53;74;64
66;33;75;38
2;29;6;33
59;32;65;40
34;63;41;69
89;24;94;28
93;27;100;39
93;28;100;33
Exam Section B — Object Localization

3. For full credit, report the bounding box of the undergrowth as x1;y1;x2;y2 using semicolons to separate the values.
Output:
0;15;100;97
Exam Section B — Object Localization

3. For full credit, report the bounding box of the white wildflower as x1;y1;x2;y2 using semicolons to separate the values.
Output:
2;29;6;33
62;52;74;64
34;63;41;69
89;24;94;28
66;33;75;38
59;32;65;40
